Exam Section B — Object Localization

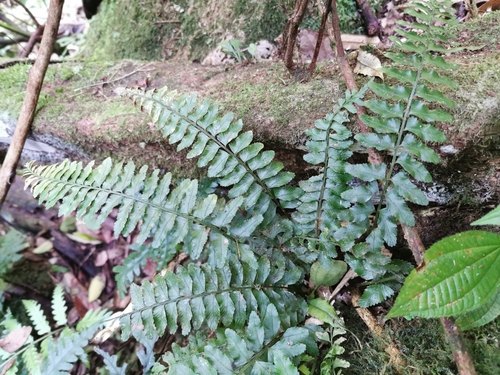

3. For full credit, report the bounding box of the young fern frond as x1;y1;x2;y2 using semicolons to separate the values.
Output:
158;308;317;374
23;158;263;267
123;87;303;221
120;252;306;339
0;229;28;275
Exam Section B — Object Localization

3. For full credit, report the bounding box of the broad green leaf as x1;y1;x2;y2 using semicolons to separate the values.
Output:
456;287;500;330
472;205;500;226
308;298;339;327
387;231;500;319
310;260;347;287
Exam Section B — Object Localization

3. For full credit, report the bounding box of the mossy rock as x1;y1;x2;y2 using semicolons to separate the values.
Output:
81;0;295;61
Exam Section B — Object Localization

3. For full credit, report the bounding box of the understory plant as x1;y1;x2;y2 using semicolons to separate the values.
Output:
0;0;493;373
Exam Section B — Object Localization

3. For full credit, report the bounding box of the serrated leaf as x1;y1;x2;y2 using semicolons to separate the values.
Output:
472;205;500;226
405;117;446;143
360;115;400;134
397;153;431;182
355;133;396;151
391;172;428;205
387;231;500;319
358;284;395;307
401;134;440;163
94;348;127;375
52;285;67;327
410;101;453;123
273;351;299;375
364;100;405;118
369;81;411;101
308;298;339;326
386;189;414;226
23;300;50;335
345;163;386;182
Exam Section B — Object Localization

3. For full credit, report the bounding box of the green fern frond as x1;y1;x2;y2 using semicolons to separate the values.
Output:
23;159;263;265
51;285;67;327
0;229;28;275
123;87;303;219
120;252;306;339
22;344;42;375
292;87;373;263
76;308;111;332
23;300;50;335
162;307;316;374
41;325;99;375
94;348;127;375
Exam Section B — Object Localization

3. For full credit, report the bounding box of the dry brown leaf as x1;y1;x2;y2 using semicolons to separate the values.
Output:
354;51;384;80
88;274;106;303
0;326;32;353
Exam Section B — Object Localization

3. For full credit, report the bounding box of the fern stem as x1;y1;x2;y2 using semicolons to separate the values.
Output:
235;331;285;374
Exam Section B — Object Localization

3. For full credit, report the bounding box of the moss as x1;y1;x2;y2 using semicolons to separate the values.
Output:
79;0;164;60
0;63;29;115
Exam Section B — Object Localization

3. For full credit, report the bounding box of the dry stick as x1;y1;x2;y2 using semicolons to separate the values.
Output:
355;0;379;36
308;0;332;73
283;0;309;73
18;24;44;58
0;0;64;207
329;1;477;373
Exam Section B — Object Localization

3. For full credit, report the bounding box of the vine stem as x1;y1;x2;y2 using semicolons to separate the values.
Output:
0;0;64;207
329;1;477;374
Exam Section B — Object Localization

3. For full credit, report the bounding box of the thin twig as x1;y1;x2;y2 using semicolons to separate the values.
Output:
308;0;332;73
13;0;41;28
284;0;309;73
73;63;155;92
18;24;44;58
0;0;64;207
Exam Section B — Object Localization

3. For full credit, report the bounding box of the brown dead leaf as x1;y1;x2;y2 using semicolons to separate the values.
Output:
354;51;384;80
478;0;500;12
94;251;108;267
88;274;106;303
341;34;381;50
0;326;32;353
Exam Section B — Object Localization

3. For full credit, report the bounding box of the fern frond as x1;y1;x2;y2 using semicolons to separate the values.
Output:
0;229;28;275
94;348;127;375
76;308;111;332
51;285;67;327
120;252;306;339
41;325;99;375
123;87;303;219
23;300;50;335
293;87;373;259
23;159;262;265
22;344;42;375
162;307;316;374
